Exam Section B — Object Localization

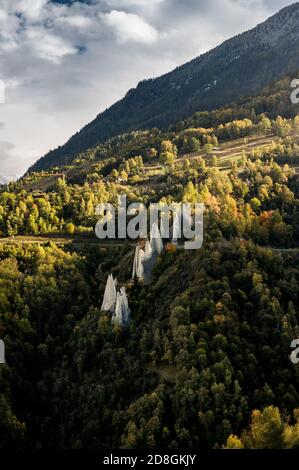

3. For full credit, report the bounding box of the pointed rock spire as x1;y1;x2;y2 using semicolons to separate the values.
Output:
112;292;123;325
144;240;152;260
120;286;130;324
132;239;154;282
132;245;145;280
101;274;117;312
111;286;131;326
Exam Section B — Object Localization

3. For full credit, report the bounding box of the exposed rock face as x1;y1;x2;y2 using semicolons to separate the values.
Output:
103;224;165;326
112;287;130;326
120;287;130;324
132;239;155;281
142;240;156;284
132;245;145;281
144;240;152;259
101;273;131;326
132;231;162;283
101;274;117;312
112;292;123;325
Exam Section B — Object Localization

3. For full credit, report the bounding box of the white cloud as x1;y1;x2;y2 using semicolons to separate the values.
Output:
57;15;94;29
0;6;19;51
0;0;295;180
0;8;7;21
104;0;165;6
0;141;19;181
16;0;48;20
102;10;159;44
26;29;77;63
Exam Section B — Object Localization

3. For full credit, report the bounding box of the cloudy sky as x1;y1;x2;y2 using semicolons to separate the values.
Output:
0;0;295;179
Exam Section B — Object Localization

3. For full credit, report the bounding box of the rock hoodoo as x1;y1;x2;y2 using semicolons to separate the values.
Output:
101;274;131;326
101;274;117;312
112;286;130;326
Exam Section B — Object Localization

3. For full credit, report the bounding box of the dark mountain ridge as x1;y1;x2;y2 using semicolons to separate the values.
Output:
30;2;299;172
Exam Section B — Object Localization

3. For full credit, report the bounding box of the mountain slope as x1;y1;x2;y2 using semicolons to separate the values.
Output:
31;2;299;172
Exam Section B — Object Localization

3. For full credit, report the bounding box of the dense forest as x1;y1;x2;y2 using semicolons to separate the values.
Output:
1;73;299;449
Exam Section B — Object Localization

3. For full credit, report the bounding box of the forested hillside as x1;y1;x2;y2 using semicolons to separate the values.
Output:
30;3;299;172
1;239;299;448
1;72;299;449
